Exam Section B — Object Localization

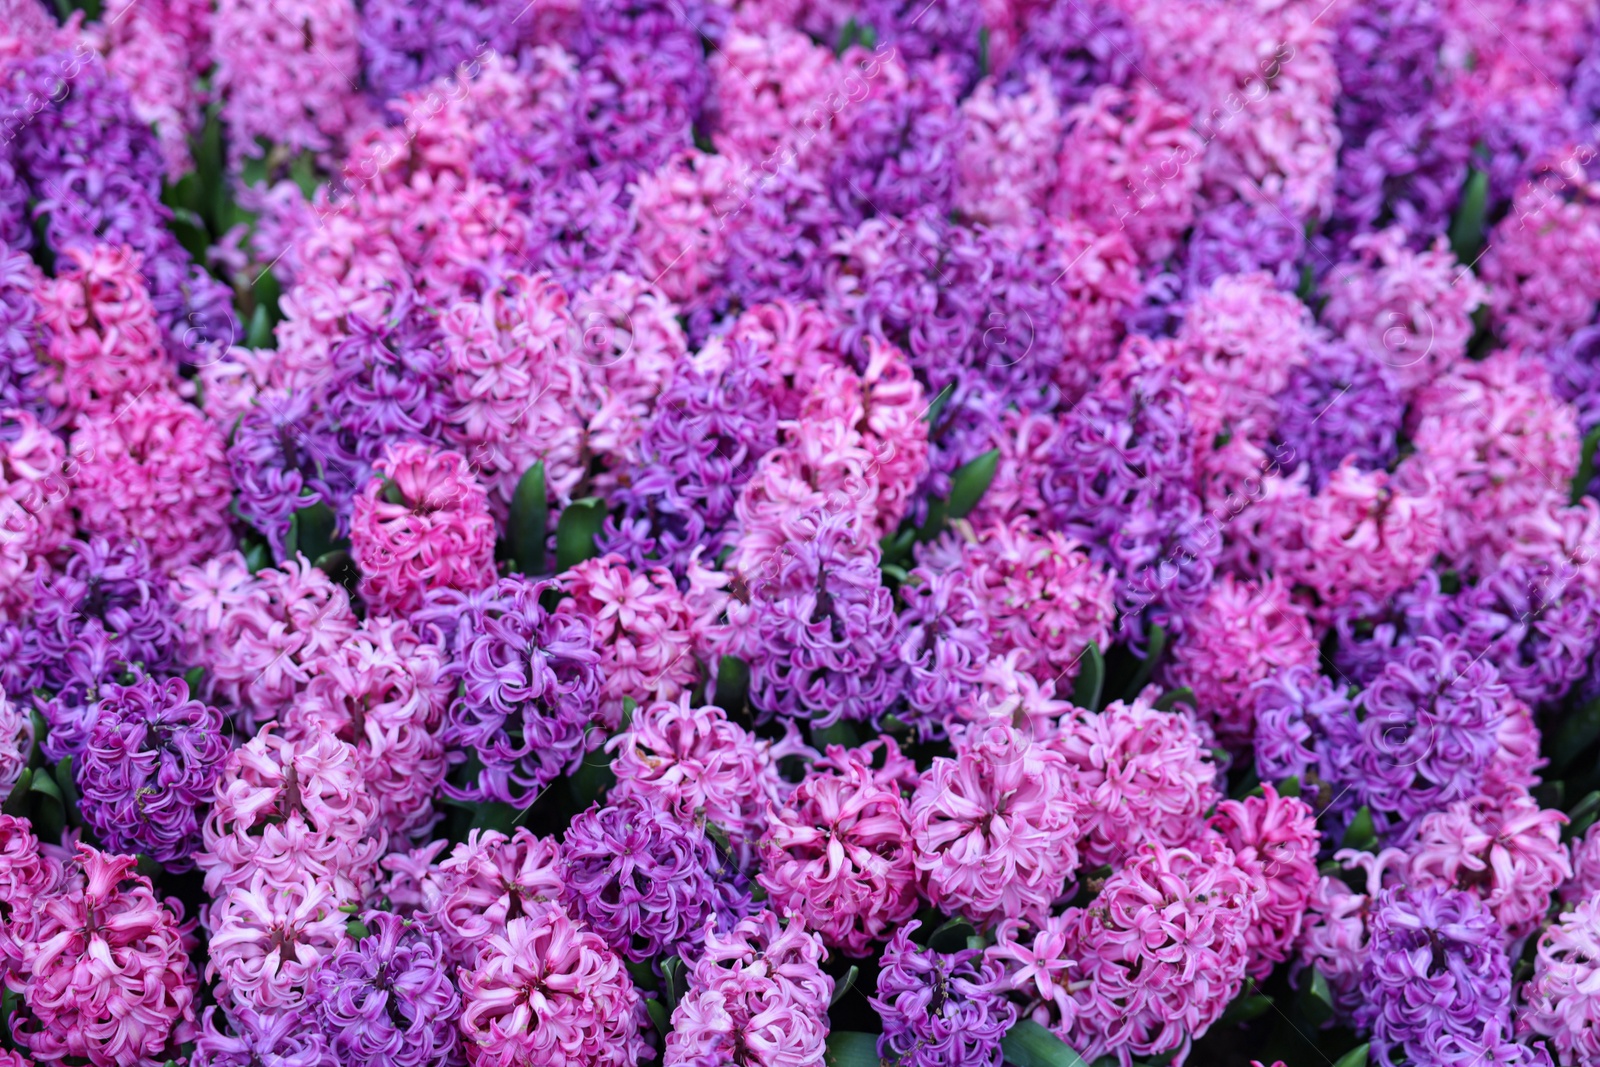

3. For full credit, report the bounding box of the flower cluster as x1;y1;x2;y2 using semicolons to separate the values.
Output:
3;0;1600;1064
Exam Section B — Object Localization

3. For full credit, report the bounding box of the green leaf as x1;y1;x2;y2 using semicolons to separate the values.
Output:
879;525;917;567
1277;775;1302;798
346;919;370;941
715;655;750;715
1449;169;1488;265
662;956;685;1013
289;152;321;200
918;495;950;543
184;666;206;693
1552;698;1600;772
1342;806;1377;853
1124;624;1168;700
927;915;979;953
510;462;549;576
1575;425;1600;504
469;802;523;834
834;17;861;53
646;998;670;1037
246;304;272;349
924;381;955;427
978;26;991;77
830;964;859;1006
53;758;80;828
1153;686;1195;712
313;549;357;594
28;708;46;763
1217;993;1272;1028
555;497;606;571
1071;644;1104;711
948;449;1000;519
824;1031;881;1067
2;769;32;818
568;739;616;812
1303;968;1335;1027
1570;790;1600;841
28;772;62;806
1001;1019;1092;1067
285;501;340;565
1;985;16;1045
243;540;272;574
1332;1043;1370;1067
812;721;859;750
244;269;282;351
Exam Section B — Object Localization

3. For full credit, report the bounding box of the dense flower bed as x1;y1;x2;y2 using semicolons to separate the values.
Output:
2;0;1600;1065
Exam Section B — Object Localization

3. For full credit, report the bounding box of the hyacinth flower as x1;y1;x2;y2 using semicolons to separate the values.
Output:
987;837;1258;1064
425;576;604;808
312;911;462;1067
559;796;729;962
871;920;1017;1067
458;899;651;1067
417;826;563;969
909;722;1079;928
3;0;1600;1061
1357;886;1537;1067
759;741;919;956
77;674;230;870
666;910;833;1067
605;694;785;868
9;844;199;1067
350;441;497;618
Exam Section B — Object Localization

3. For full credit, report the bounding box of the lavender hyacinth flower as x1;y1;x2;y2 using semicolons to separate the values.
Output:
315;295;452;470
559;797;736;962
747;510;905;729
0;149;29;251
1184;200;1307;295
997;0;1142;105
77;676;229;871
828;59;965;225
229;389;366;558
195;1004;333;1066
14;537;181;701
1327;100;1474;255
871;921;1017;1067
1402;560;1600;708
1323;0;1473;251
358;0;538;100
0;242;51;421
1042;360;1214;648
574;0;714;185
1328;588;1412;687
604;342;780;575
1274;338;1404;490
1545;322;1600;497
1252;664;1362;831
858;0;981;86
313;912;462;1067
1351;636;1507;844
1357;886;1547;1067
426;577;603;808
5;51;237;360
1333;0;1446;142
716;167;847;315
896;565;991;741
